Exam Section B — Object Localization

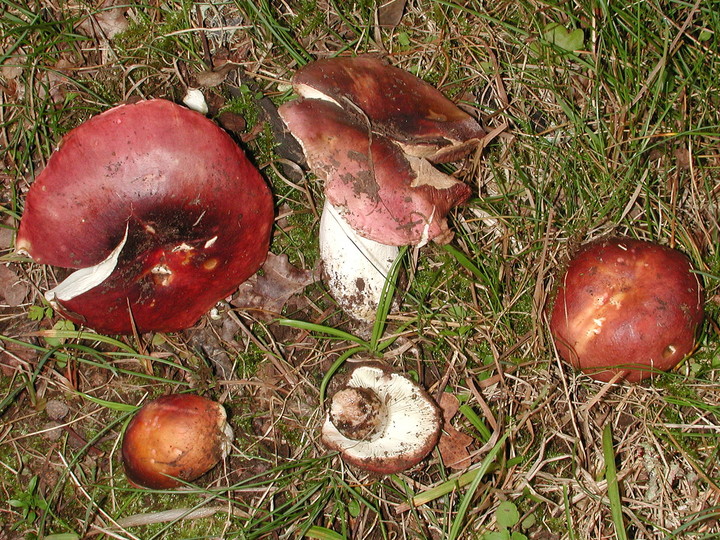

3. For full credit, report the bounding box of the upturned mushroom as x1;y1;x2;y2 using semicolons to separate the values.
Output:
279;56;484;322
549;237;704;382
322;362;442;474
121;394;234;489
16;99;274;334
291;55;486;163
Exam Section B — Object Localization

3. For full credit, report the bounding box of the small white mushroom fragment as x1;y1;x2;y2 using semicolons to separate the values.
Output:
322;363;442;474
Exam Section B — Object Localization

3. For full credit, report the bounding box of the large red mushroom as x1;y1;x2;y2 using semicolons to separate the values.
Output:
16;99;274;334
550;237;704;382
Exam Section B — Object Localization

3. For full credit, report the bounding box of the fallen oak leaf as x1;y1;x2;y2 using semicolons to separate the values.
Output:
438;392;474;470
194;63;237;88
378;0;407;28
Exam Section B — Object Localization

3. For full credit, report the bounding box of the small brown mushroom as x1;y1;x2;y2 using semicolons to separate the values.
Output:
121;394;233;489
550;237;705;382
16;99;274;334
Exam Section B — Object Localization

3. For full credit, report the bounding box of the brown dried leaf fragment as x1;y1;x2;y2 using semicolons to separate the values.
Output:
75;0;129;40
378;0;407;27
438;392;474;470
0;264;29;306
232;252;319;319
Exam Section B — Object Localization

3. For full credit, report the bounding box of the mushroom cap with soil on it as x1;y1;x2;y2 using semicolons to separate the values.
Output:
549;237;704;382
322;362;442;474
121;394;234;489
279;96;472;322
16;99;274;334
292;55;486;163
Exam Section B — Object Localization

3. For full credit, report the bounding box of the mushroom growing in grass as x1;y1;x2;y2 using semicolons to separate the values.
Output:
550;237;704;382
279;56;484;322
16;99;274;334
122;394;234;489
322;362;442;474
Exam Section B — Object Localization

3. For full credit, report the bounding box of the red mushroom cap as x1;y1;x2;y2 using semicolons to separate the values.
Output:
292;56;486;162
278;98;471;246
16;99;274;334
121;394;233;489
550;238;704;382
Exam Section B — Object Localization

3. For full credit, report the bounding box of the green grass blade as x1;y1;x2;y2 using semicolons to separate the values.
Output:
370;246;408;351
304;526;346;540
447;431;509;540
401;431;508;516
603;424;628;540
276;319;370;348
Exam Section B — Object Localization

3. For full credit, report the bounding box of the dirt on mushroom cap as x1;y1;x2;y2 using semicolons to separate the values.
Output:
279;98;470;247
16;99;274;334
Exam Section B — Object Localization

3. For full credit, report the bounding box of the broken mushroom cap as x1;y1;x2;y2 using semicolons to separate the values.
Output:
121;394;234;489
16;99;274;334
322;362;442;474
292;55;486;163
279;98;471;247
550;237;704;382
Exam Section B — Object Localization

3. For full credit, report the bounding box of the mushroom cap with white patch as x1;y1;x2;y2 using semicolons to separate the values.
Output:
16;99;274;334
292;55;486;163
278;98;471;247
322;363;442;474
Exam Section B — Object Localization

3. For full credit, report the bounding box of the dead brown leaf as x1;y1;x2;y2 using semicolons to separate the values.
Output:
438;392;474;470
378;0;407;27
217;111;247;135
0;264;29;307
232;252;318;320
194;63;237;88
75;0;129;40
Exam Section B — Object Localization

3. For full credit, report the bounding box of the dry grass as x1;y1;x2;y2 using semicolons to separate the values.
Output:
1;0;720;538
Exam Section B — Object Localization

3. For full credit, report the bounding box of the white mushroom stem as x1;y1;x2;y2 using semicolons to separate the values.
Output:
319;201;399;323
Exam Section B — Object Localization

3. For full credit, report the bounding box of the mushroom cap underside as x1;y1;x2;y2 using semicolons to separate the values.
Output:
322;363;442;474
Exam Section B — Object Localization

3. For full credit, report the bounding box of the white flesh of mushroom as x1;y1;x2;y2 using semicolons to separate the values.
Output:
44;225;129;304
322;365;441;471
182;88;209;115
319;201;399;323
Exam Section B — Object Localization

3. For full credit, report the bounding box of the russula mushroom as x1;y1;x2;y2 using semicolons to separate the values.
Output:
322;362;442;474
291;55;486;163
550;237;704;382
122;394;233;489
279;56;483;321
16;99;274;334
